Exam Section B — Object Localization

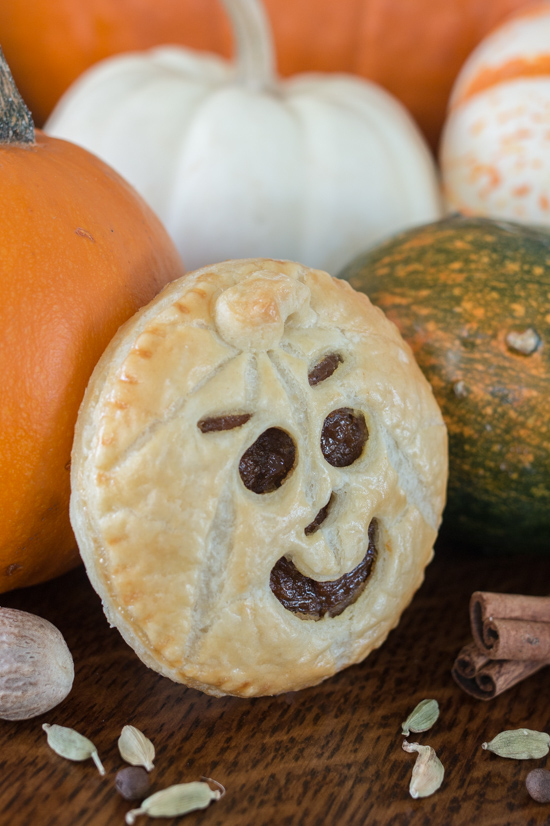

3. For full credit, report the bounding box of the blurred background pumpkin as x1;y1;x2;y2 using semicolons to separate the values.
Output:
45;0;442;274
339;215;550;555
0;50;184;594
0;0;534;149
440;1;550;223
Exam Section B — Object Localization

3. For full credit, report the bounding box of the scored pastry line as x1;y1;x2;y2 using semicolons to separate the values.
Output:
182;353;260;660
273;321;438;554
184;345;333;655
266;347;344;571
327;321;440;532
266;349;310;443
183;477;236;662
380;427;438;532
281;322;352;353
102;349;241;475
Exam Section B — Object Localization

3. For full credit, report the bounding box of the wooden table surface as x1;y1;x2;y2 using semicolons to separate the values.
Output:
0;542;549;826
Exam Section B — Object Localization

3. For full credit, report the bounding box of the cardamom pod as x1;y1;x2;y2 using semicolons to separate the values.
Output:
42;723;105;775
125;780;224;824
401;699;439;736
402;741;444;799
482;729;550;760
118;725;155;771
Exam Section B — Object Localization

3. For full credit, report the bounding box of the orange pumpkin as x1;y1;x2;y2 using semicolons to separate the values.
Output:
0;0;533;148
0;51;185;594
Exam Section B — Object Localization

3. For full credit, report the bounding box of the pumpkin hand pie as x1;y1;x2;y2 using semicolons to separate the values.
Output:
70;258;448;697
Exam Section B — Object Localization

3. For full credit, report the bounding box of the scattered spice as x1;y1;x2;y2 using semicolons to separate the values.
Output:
401;699;439;736
42;723;105;775
470;592;550;661
452;642;545;701
402;741;444;799
0;608;74;721
125;779;224;824
526;768;550;803
482;729;550;760
118;725;155;772
452;591;550;700
116;766;151;801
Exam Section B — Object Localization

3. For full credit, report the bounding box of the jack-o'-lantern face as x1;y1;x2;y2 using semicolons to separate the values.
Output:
71;259;447;697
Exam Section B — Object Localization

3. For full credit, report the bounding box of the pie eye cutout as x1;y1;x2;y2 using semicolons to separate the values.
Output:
321;408;368;467
308;353;343;386
239;428;296;493
198;413;252;432
270;519;378;619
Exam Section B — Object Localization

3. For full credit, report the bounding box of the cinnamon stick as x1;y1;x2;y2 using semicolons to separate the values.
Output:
452;642;548;701
481;618;550;661
453;641;490;679
470;592;550;659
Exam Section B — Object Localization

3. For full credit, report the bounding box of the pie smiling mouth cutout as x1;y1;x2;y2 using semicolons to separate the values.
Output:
69;258;448;697
200;380;377;621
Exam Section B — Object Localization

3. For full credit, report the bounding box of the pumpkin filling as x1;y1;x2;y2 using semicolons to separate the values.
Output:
270;519;378;619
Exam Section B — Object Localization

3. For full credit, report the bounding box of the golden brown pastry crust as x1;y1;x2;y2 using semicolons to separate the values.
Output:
70;258;447;697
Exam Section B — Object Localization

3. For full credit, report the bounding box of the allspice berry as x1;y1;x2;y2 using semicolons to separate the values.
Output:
0;607;74;720
526;768;550;803
116;766;151;801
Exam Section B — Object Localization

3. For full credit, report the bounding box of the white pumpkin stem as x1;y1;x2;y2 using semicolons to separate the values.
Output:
221;0;277;89
0;46;34;144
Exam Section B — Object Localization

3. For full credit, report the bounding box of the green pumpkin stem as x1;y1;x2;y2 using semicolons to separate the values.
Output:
0;46;35;144
221;0;277;90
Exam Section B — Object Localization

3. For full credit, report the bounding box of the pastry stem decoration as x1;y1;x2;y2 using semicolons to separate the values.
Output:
452;592;550;700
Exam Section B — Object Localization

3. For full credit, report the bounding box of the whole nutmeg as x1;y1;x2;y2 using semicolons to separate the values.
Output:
526;768;550;804
0;607;74;720
115;766;151;801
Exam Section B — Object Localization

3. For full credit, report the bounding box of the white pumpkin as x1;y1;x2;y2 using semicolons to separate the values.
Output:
440;2;550;223
46;0;442;274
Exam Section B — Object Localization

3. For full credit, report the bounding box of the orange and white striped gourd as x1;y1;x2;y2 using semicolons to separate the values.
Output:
440;2;550;223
